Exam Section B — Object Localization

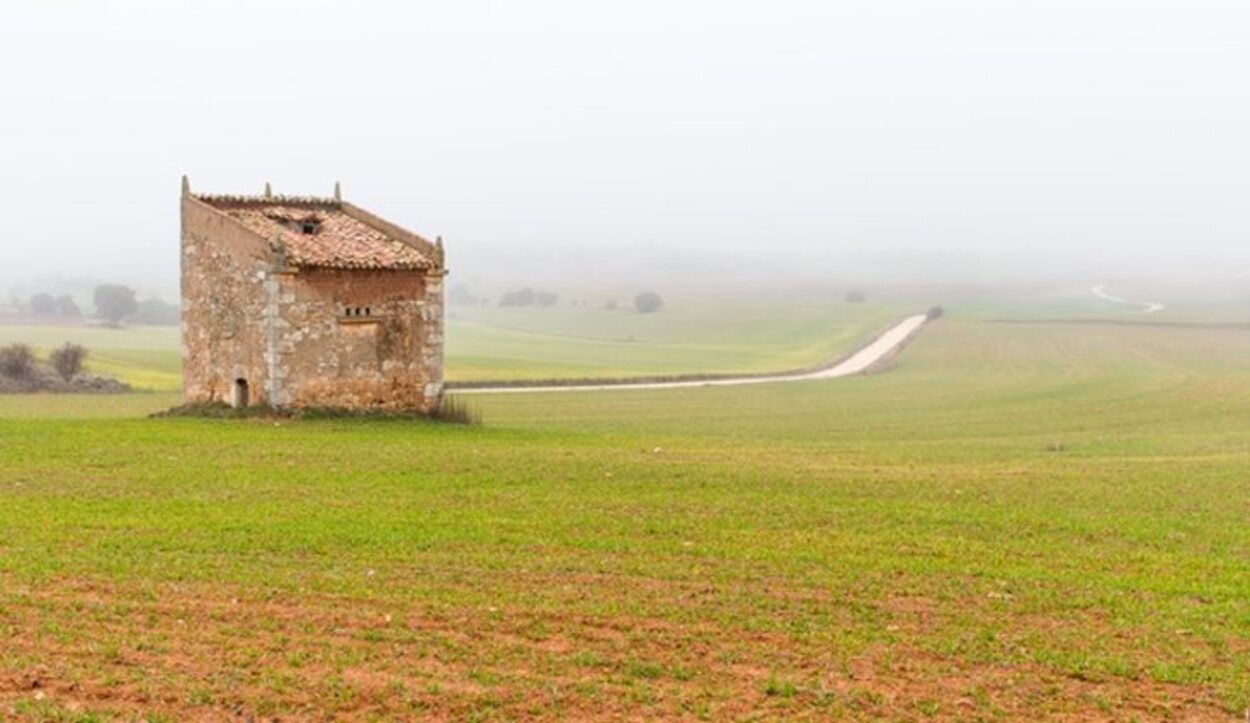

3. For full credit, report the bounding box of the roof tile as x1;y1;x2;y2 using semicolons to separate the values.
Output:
197;197;433;271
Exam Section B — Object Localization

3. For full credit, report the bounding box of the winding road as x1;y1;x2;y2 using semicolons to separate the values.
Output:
1091;285;1166;314
453;313;930;394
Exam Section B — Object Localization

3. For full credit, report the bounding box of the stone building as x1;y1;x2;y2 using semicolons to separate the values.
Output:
180;177;446;412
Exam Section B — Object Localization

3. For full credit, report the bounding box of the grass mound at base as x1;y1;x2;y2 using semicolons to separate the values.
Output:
153;397;480;424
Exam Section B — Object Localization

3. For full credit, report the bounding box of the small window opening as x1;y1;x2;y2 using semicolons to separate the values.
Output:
232;378;249;409
301;220;320;235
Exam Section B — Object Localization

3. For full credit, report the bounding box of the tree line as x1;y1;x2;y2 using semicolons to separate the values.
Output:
7;284;179;326
450;284;665;313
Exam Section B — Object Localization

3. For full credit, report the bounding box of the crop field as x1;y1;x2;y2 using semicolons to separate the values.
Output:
3;310;1250;719
447;299;898;381
0;299;896;392
0;325;182;393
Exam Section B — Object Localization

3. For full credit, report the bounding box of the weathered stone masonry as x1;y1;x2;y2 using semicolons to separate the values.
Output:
180;177;446;412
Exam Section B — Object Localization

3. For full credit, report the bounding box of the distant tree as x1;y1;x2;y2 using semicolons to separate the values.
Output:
93;284;138;325
56;294;82;316
844;290;867;303
499;288;536;307
0;344;35;379
29;293;57;315
634;291;664;314
534;290;559;307
926;306;944;321
50;343;87;380
131;298;180;326
603;299;618;310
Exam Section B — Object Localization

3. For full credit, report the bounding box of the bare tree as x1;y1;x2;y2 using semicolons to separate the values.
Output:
50;343;88;380
0;344;35;379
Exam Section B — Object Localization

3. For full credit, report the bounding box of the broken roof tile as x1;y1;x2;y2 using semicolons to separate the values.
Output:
195;196;434;271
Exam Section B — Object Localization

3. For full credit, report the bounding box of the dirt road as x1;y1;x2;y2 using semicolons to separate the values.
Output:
453;314;930;394
1091;285;1166;314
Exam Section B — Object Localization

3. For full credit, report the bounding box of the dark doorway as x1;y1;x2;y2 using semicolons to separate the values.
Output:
232;378;249;409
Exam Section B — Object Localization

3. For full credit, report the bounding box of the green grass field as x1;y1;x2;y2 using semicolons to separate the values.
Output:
2;307;1250;719
0;299;896;392
0;324;182;392
447;299;898;381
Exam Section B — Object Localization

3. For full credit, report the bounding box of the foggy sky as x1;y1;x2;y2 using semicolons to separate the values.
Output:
3;0;1249;295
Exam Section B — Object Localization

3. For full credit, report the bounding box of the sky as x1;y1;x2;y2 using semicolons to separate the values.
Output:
2;0;1249;296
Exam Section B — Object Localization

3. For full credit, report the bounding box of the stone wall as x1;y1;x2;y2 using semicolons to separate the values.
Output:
181;196;275;407
274;269;444;412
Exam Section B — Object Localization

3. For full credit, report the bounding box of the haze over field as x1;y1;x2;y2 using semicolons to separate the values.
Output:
3;0;1250;296
10;4;1250;719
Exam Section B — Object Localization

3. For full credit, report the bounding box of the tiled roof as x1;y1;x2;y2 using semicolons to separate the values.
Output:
197;196;434;271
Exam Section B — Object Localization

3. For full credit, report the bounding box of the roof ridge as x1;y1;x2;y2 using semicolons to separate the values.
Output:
192;193;340;206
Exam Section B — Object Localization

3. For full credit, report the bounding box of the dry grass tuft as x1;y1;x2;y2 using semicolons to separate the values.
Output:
430;394;480;425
